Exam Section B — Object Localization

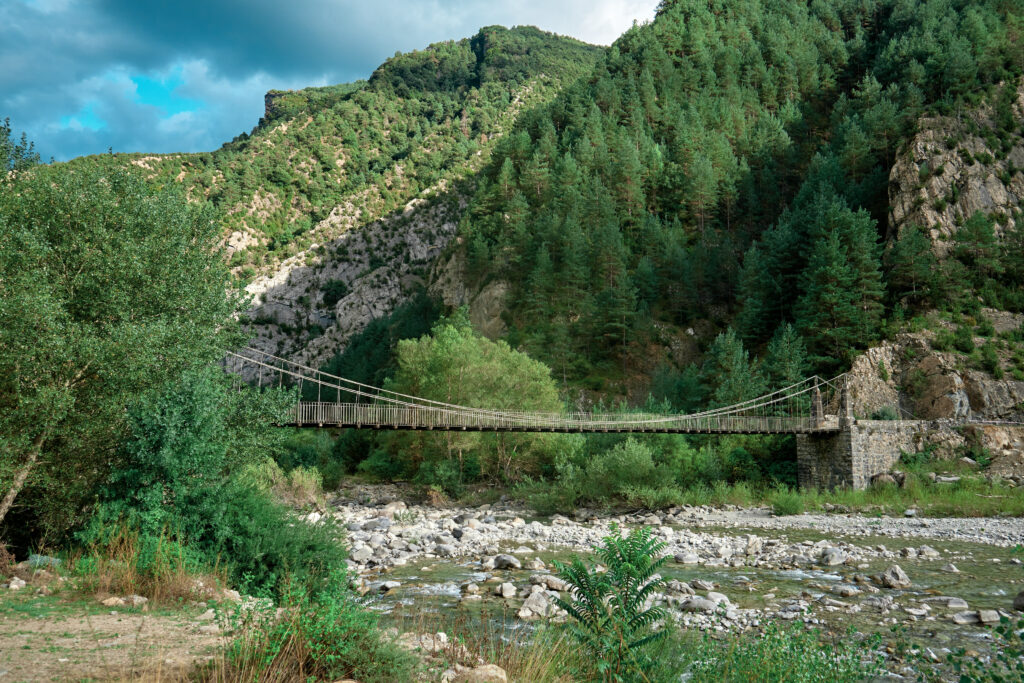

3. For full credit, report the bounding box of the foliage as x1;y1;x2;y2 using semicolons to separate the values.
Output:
81;369;345;596
943;616;1024;682
554;525;668;682
0;118;40;171
458;0;1023;380
686;622;883;682
368;309;576;494
214;570;419;683
769;485;805;516
0;163;240;543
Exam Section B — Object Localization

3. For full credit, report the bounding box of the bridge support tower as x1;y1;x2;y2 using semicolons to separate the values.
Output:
797;386;925;490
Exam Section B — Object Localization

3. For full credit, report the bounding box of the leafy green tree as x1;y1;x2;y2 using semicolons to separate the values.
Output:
0;165;239;534
376;310;571;489
84;368;344;594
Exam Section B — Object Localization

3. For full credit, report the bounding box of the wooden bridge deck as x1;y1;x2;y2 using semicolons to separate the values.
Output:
287;402;843;434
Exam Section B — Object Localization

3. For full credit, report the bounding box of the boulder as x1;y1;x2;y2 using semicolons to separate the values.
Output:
495;582;516;599
383;501;407;519
7;577;26;591
978;609;1001;624
878;565;912;589
680;597;719;613
820;548;846;566
493;554;521;570
707;591;731;606
350;546;373;563
952;611;980;625
675;553;700;564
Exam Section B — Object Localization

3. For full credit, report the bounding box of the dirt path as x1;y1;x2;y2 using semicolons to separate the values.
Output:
0;593;223;682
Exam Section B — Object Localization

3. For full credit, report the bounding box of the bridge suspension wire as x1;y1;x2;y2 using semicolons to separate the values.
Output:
224;347;846;434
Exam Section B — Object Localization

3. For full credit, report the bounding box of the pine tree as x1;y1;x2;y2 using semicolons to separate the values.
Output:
795;229;861;371
885;224;938;306
702;328;766;408
763;324;810;390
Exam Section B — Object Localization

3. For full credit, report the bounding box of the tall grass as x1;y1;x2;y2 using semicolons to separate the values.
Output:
202;571;418;683
72;524;223;605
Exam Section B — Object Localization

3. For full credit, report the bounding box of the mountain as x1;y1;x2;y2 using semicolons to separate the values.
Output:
447;0;1024;401
69;26;603;365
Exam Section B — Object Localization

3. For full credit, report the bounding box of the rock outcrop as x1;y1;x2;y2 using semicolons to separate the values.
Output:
890;79;1024;255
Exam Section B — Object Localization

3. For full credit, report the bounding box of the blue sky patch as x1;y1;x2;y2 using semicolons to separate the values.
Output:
130;67;206;115
59;103;106;131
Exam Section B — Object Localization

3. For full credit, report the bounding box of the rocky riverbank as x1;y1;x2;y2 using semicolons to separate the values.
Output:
326;495;1024;639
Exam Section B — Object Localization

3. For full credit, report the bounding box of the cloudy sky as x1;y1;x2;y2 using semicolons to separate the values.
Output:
2;0;656;161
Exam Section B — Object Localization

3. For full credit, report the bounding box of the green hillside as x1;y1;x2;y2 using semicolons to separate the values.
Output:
456;0;1024;399
69;26;603;277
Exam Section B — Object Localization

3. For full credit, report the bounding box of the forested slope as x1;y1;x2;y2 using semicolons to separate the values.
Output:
457;0;1024;403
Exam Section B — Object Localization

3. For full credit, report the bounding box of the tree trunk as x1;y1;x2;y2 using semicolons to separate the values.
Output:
0;431;46;526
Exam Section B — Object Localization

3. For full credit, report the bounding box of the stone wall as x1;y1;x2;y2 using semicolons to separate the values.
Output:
797;420;925;490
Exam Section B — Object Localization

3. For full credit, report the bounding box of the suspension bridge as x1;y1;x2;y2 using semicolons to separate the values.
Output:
226;348;847;435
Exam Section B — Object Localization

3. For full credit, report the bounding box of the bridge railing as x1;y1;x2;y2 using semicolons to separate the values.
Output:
288;402;834;433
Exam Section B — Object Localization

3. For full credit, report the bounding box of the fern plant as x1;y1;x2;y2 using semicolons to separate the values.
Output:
553;524;668;682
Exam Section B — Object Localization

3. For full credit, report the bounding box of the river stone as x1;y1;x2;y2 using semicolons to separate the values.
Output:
878;565;912;589
368;533;386;548
820;548;846;566
495;582;516;599
666;580;695;596
494;554;521;570
1014;591;1024;611
922;596;968;610
833;584;860;598
521;590;551;616
350;546;373;563
379;581;401;592
675;553;700;564
382;501;407;518
362;517;392;531
680;597;719;613
979;609;1001;623
643;514;661;526
707;591;731;606
918;545;940;558
952;611;980;625
942;563;960;573
691;579;715;591
435;544;457;557
528;558;545;571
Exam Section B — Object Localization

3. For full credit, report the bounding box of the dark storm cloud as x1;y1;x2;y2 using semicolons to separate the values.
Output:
1;0;655;160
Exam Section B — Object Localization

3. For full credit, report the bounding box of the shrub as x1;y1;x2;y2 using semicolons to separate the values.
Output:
687;623;883;682
870;406;899;420
554;525;668;682
213;570;419;682
769;486;804;515
85;369;345;596
954;325;976;353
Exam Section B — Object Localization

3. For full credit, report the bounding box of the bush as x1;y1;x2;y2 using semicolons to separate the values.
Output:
84;369;346;596
954;325;976;353
687;623;882;682
769;486;805;515
554;525;668;682
213;570;419;682
870;406;899;420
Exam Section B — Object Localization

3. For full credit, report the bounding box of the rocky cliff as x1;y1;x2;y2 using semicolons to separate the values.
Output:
890;79;1024;254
